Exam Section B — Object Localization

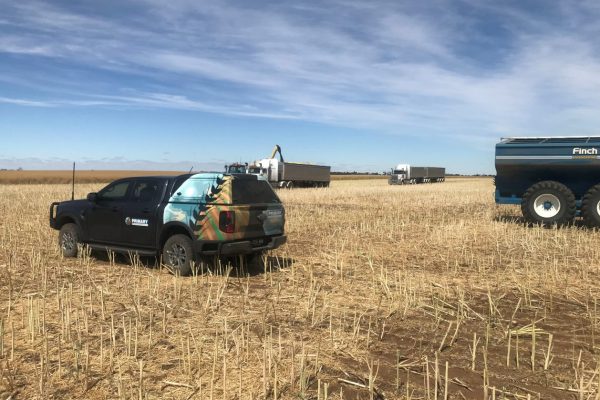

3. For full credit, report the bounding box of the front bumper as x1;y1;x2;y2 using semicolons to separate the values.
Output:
49;202;60;229
193;235;287;256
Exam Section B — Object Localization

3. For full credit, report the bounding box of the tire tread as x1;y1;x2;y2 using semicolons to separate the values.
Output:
581;184;600;227
521;180;576;225
163;234;194;276
59;223;80;258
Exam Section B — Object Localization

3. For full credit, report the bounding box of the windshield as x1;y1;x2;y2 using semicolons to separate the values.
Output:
227;165;247;173
393;170;406;174
248;166;263;174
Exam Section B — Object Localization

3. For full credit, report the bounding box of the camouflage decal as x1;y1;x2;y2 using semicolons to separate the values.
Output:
194;176;232;240
164;173;284;242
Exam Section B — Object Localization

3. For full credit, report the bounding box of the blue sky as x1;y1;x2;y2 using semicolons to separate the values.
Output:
1;0;600;174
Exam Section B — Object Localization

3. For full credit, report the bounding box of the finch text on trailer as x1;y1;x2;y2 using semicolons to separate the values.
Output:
573;148;598;155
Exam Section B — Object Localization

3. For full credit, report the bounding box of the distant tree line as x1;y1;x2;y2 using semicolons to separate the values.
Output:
331;171;385;175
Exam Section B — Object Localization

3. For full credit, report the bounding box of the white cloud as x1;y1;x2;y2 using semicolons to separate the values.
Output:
0;156;226;171
0;96;55;107
2;0;600;139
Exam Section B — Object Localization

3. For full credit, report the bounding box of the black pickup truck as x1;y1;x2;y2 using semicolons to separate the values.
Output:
50;173;286;275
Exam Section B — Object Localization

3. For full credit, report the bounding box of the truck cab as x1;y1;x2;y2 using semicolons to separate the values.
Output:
389;164;410;184
50;173;286;275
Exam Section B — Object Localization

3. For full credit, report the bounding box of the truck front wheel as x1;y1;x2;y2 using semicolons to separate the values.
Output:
163;234;194;276
521;181;575;225
581;184;600;227
59;223;80;258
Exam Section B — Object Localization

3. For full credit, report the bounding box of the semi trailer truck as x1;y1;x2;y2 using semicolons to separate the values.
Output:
226;145;331;188
388;164;445;185
495;136;600;226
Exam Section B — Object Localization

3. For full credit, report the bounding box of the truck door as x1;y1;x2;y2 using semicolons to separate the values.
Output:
86;180;132;244
121;179;165;249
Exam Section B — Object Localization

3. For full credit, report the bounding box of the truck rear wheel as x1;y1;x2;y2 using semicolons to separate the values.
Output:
59;223;80;258
521;181;575;225
163;234;194;276
581;184;600;227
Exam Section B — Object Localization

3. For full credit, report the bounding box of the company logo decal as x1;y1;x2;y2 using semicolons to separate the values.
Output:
573;147;598;155
125;217;149;227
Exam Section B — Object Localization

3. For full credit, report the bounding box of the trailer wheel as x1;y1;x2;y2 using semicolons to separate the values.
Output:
581;184;600;227
521;181;575;225
286;181;294;189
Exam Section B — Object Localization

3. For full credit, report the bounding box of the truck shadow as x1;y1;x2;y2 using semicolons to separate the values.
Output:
494;215;590;229
89;249;294;277
196;255;295;277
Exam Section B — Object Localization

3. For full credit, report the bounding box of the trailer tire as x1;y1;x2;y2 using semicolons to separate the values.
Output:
286;181;294;189
521;181;575;225
581;184;600;228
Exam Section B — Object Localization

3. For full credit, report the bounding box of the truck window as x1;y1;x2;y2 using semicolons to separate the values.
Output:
132;180;163;203
233;179;280;204
248;166;262;174
227;165;247;173
171;177;226;203
171;175;191;196
98;181;131;201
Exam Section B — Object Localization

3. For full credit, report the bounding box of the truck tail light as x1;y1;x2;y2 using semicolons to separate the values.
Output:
219;211;235;233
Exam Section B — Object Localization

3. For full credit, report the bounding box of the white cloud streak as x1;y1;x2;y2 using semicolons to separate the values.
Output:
1;0;600;139
0;156;225;172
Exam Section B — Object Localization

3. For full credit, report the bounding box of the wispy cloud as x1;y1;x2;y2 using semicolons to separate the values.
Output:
0;96;55;107
2;0;600;139
0;156;225;172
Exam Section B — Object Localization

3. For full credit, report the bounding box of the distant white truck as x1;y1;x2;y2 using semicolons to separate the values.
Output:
226;145;331;188
388;164;445;185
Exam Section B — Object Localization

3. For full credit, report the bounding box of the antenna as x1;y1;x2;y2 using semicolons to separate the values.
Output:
188;166;193;174
71;162;75;201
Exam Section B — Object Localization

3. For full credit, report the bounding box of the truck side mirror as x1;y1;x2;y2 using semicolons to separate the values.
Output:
87;192;97;202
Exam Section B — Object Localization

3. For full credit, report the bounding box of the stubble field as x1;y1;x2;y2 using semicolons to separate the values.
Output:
0;170;387;184
0;177;599;399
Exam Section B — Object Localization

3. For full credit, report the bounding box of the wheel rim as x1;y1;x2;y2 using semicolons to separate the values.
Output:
596;200;600;218
166;243;187;269
533;193;561;218
61;232;76;252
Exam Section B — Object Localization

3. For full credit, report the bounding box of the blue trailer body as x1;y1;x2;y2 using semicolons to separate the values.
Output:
495;136;600;207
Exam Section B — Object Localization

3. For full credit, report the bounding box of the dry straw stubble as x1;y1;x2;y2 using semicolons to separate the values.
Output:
0;177;599;399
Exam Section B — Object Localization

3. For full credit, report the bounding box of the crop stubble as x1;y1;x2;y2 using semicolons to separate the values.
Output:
0;177;599;399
